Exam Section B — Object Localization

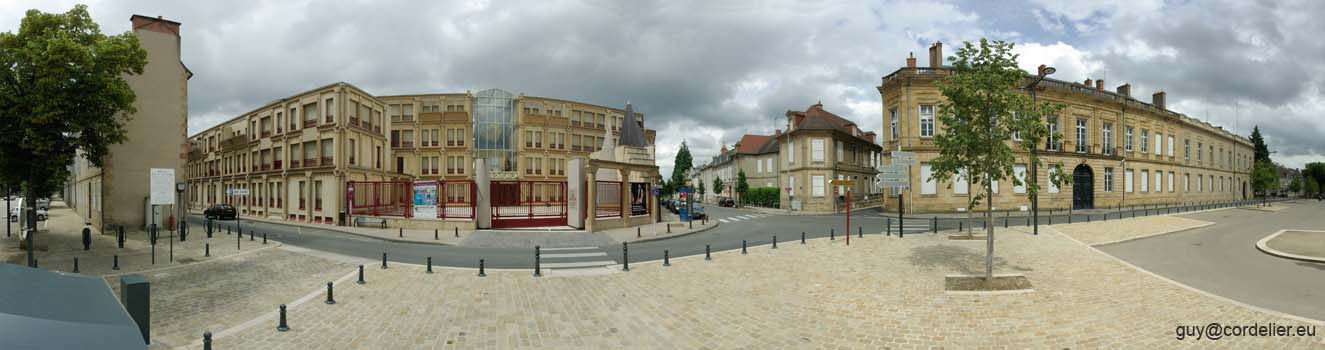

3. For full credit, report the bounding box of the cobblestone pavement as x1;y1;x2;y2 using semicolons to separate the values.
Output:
190;225;1324;349
103;247;356;349
1051;215;1215;246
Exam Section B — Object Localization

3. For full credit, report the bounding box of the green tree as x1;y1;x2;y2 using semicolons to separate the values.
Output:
1304;162;1325;195
670;141;693;187
734;169;749;207
1305;176;1320;197
929;38;1067;281
1250;126;1271;164
696;180;706;201
1251;160;1279;197
712;177;725;199
1288;175;1302;195
0;5;147;267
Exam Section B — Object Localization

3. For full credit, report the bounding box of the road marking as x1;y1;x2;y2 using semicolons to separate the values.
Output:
542;260;616;268
718;218;731;223
540;246;599;251
543;252;607;258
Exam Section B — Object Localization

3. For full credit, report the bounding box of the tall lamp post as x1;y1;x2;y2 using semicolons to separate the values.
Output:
1025;64;1056;236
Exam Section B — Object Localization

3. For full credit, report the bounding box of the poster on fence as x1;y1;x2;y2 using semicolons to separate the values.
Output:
630;183;649;216
413;181;438;218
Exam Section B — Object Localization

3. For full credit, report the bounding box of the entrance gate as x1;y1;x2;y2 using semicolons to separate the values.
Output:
491;181;569;228
1072;164;1094;210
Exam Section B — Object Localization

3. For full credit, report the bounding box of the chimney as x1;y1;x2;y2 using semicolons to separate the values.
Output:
1153;91;1166;109
906;52;916;68
774;129;782;135
928;41;943;68
1084;78;1092;86
1116;83;1131;97
1095;79;1104;91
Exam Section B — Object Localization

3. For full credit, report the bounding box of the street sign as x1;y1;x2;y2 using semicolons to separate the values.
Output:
890;151;917;165
877;164;908;175
149;168;175;205
227;188;250;196
652;187;660;196
880;180;910;187
829;179;854;186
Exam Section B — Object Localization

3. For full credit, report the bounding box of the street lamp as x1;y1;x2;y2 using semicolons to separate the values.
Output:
1025;65;1055;236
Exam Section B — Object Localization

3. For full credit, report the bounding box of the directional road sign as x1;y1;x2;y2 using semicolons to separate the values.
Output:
890;151;917;165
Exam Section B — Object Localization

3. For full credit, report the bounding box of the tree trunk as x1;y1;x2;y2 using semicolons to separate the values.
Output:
24;185;35;268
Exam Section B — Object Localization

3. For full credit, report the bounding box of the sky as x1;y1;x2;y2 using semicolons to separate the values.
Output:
4;0;1324;178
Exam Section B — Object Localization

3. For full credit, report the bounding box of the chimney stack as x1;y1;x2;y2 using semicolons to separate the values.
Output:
1116;83;1131;97
1153;91;1166;109
928;42;943;68
1095;79;1104;91
1084;78;1092;86
906;52;916;68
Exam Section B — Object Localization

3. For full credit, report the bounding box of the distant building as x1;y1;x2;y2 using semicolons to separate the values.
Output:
1275;164;1300;196
67;15;191;232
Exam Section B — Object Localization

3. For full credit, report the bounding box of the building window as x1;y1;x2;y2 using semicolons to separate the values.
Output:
1141;170;1149;192
1185;139;1191;161
1048;167;1060;193
1102;122;1113;155
1167;135;1175;156
954;169;968;194
1168;171;1175;192
1014;164;1027;193
1046;116;1060;151
324;98;335;123
1154;171;1162;193
811;139;825;162
1197;142;1203;162
1103;168;1114;192
921;163;936;194
889;108;898;140
1075;118;1088;153
919;105;934;137
1140;129;1149;153
787;139;794;164
812;175;826;197
836;141;844;162
1125;169;1134;193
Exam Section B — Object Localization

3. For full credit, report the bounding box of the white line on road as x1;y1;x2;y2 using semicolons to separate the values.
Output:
540;246;600;251
542;260;616;268
543;252;608;258
719;219;731;223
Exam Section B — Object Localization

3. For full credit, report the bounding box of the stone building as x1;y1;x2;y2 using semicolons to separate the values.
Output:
67;15;191;233
877;42;1253;213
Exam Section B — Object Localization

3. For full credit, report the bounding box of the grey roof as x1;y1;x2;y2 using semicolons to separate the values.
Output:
618;103;650;147
0;264;146;350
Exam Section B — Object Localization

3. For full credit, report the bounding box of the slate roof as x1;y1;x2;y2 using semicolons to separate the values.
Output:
618;103;650;147
787;103;878;144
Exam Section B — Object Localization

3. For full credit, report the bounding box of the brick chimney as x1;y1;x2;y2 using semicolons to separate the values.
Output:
1084;78;1093;86
1116;83;1131;97
1153;91;1166;109
928;41;943;68
906;52;916;68
1095;79;1104;91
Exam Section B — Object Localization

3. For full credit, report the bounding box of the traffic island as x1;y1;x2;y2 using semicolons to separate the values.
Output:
944;273;1033;294
1256;229;1325;263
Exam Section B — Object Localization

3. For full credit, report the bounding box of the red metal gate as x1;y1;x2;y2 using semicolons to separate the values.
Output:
491;181;568;228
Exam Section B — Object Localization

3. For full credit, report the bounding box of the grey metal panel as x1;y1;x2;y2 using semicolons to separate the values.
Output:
0;264;146;350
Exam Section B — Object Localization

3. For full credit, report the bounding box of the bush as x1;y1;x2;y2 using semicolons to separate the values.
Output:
740;187;780;208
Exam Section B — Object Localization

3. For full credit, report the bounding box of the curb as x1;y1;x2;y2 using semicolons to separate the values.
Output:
626;221;721;244
198;213;461;247
1255;229;1325;264
1083;221;1216;247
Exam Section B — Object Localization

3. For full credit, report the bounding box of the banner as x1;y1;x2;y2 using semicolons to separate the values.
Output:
630;183;649;216
413;181;438;218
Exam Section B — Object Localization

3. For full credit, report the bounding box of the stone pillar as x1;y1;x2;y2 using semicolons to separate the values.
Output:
649;173;659;223
474;158;491;229
619;169;628;228
567;158;586;229
585;165;597;232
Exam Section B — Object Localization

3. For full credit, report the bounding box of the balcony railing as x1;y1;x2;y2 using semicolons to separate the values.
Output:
304;119;317;128
349;117;359;127
304;158;317;167
321;156;332;166
291;160;301;168
262;164;271;171
262;131;271;138
401;141;414;148
325;114;334;123
274;160;282;170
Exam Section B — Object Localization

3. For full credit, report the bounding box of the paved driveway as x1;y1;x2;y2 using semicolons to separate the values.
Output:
1098;201;1325;320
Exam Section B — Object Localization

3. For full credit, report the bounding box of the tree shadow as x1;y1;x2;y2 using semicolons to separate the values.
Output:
906;244;1033;275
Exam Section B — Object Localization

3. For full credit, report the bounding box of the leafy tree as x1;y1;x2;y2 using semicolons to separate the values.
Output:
696;180;706;200
1306;176;1320;198
670;141;693;187
712;177;725;199
1250;126;1271;164
929;38;1067;281
1251;160;1279;197
1304;162;1325;195
1288;175;1302;195
735;169;749;207
0;5;147;266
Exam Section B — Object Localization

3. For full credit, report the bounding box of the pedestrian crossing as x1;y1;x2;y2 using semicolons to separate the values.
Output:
539;246;614;271
716;214;772;224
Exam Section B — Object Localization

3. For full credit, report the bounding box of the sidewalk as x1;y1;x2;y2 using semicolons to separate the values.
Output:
742;203;884;216
600;218;720;243
195;211;472;246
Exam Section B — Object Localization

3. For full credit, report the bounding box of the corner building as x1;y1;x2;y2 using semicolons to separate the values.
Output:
878;42;1253;213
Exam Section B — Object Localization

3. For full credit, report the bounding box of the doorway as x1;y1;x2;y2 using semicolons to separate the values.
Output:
1072;164;1094;210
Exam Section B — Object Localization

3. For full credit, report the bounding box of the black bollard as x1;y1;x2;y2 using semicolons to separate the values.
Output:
277;304;290;331
1004;218;1008;228
113;255;120;270
455;227;459;237
262;233;267;245
118;225;125;248
705;244;712;261
478;259;486;277
427;257;433;274
33;259;37;268
1068;213;1072;224
637;227;641;238
663;250;670;266
204;331;212;350
802;231;807;243
227;225;231;235
622;242;630;271
772;236;778;249
741;240;747;254
237;231;241;250
399;227;403;238
435;229;438;240
325;282;336;304
667;224;672;234
959;221;963;232
887;218;892;236
73;257;80;273
831;228;835;240
932;217;937;233
534;246;542;277
689;220;693;229
250;230;254;241
1087;214;1091;223
205;243;210;257
357;265;366;284
858;226;862;238
381;252;388;269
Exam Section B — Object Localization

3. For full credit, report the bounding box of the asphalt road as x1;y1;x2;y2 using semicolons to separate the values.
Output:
183;198;1268;272
1098;200;1325;321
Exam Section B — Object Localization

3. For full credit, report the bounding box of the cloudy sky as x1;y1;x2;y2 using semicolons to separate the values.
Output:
4;0;1323;177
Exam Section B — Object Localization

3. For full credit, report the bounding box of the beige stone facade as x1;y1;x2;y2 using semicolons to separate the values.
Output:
67;15;191;232
878;42;1253;213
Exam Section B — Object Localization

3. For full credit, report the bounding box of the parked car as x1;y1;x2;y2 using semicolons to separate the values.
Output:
204;203;237;220
717;197;736;207
689;203;707;220
8;197;21;222
35;198;49;211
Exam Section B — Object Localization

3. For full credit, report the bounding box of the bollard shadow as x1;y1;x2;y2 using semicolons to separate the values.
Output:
905;244;1033;275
